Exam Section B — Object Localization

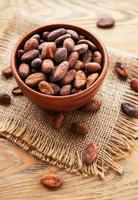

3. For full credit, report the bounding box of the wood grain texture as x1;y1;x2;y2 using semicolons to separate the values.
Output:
0;0;138;199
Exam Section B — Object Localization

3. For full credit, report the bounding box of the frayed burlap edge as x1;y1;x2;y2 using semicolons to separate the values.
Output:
0;62;137;179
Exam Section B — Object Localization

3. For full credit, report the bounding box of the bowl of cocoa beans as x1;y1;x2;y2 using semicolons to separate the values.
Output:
11;24;108;111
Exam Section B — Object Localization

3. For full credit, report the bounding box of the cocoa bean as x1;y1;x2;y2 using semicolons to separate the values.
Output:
12;86;23;96
55;47;67;63
77;39;97;51
42;31;49;40
121;102;138;118
21;49;39;62
24;38;38;51
81;99;102;112
73;60;84;71
63;38;75;52
72;121;89;135
66;29;79;40
81;49;92;64
18;63;30;79
86;73;99;88
85;62;101;73
51;112;65;129
67;52;79;68
0;93;11;104
55;33;71;46
93;51;102;64
73;44;88;55
97;17;115;28
60;84;71;96
52;61;69;82
38;81;54;95
115;62;128;79
74;70;86;88
25;72;46;87
31;58;42;68
32;34;40;41
47;28;66;41
41;42;56;60
83;143;97;164
41;59;54;73
17;49;25;59
71;88;81;94
40;174;63;188
61;69;76;85
2;66;12;78
49;83;60;95
130;79;138;92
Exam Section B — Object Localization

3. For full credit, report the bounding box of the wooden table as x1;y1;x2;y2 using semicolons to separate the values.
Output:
0;1;138;199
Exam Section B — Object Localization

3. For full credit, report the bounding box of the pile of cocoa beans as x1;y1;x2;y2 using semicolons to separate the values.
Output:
17;28;102;96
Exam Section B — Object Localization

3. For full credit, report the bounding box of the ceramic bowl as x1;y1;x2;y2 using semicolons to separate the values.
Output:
11;24;108;112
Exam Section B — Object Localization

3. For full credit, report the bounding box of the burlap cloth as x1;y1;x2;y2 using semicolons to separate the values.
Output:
0;16;138;179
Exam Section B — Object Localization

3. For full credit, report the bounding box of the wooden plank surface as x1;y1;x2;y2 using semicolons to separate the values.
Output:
0;0;138;199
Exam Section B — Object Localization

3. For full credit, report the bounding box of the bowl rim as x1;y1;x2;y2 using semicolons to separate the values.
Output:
11;23;108;100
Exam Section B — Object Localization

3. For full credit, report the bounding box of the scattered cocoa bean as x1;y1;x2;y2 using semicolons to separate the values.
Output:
38;81;54;95
81;99;102;112
74;70;86;88
97;17;115;28
12;86;23;95
55;47;67;63
115;62;128;79
51;112;65;129
2;66;13;78
18;63;30;79
60;84;71;96
0;93;11;104
130;79;138;92
25;72;46;87
83;143;97;164
72;121;89;135
40;175;63;188
121;102;138;118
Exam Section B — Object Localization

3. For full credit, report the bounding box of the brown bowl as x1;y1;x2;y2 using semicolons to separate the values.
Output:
11;24;108;112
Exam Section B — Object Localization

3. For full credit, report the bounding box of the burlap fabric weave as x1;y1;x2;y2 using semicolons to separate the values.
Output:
0;16;138;178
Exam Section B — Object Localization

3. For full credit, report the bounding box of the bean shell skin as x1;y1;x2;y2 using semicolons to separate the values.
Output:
47;28;66;41
41;42;56;60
